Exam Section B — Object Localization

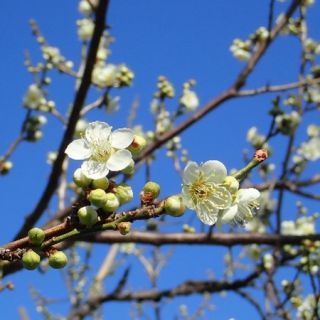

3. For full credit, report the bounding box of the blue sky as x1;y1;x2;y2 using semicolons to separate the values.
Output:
0;0;320;319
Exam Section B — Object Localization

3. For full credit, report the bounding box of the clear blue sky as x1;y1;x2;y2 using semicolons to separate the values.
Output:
0;0;319;319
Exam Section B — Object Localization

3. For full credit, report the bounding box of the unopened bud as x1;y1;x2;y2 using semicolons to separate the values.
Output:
143;181;160;199
22;250;40;270
73;168;92;187
223;176;239;193
117;222;131;235
128;135;147;155
87;189;108;208
122;159;135;175
28;227;45;245
164;195;185;217
114;184;133;205
48;251;68;269
102;193;120;212
77;206;98;227
92;177;109;190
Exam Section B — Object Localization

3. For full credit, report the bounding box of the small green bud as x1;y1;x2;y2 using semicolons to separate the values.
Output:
22;250;40;270
164;195;185;217
92;177;109;190
102;193;120;212
28;227;45;245
48;251;68;269
77;206;98;227
87;189;108;208
73;168;92;187
117;222;131;235
223;176;239;194
122;159;135;175
128;135;147;155
143;181;160;198
114;184;133;205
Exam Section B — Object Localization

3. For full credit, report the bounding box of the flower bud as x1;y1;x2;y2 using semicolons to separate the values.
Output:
87;189;108;208
22;250;40;270
73;168;92;187
223;176;239;194
49;251;68;269
128;135;147;155
0;160;13;175
117;222;131;235
28;227;45;245
122;159;135;175
92;177;109;190
77;206;98;227
102;193;120;212
143;181;160;199
114;184;133;205
164;195;185;217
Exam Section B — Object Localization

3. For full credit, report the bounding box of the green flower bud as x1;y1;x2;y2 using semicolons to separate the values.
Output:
92;177;109;190
122;159;135;175
48;251;68;269
77;206;98;227
118;222;131;235
223;176;239;194
128;135;147;155
28;227;45;245
73;168;92;187
87;189;108;208
143;181;160;199
114;184;133;205
164;195;185;217
102;193;120;212
22;250;40;270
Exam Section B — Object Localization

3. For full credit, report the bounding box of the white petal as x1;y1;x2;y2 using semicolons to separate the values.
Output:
110;128;134;149
85;121;112;144
65;139;91;160
207;185;232;209
196;204;218;225
181;186;195;209
219;205;238;224
201;160;227;183
107;149;132;171
183;161;200;184
237;188;260;204
81;159;109;179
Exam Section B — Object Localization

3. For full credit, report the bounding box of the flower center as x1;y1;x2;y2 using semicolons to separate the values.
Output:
89;139;112;162
189;180;214;203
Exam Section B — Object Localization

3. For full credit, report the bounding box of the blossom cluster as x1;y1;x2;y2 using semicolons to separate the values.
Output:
181;160;260;226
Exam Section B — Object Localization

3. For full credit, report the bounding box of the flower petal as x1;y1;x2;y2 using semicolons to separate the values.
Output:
207;185;232;209
110;128;134;149
196;204;218;225
219;205;238;224
85;121;112;144
201;160;227;183
237;188;260;204
65;139;91;160
181;186;195;209
107;149;132;171
183;161;200;184
81;159;109;179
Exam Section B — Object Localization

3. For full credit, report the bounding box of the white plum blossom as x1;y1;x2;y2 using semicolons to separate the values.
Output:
230;39;251;61
23;84;46;109
92;63;118;88
65;121;134;179
77;18;94;41
298;137;320;161
218;188;260;225
182;161;232;225
180;89;199;112
281;217;315;236
78;0;93;16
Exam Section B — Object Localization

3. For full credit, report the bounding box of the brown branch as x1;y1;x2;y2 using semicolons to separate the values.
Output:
13;0;110;240
83;231;320;246
69;269;261;319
